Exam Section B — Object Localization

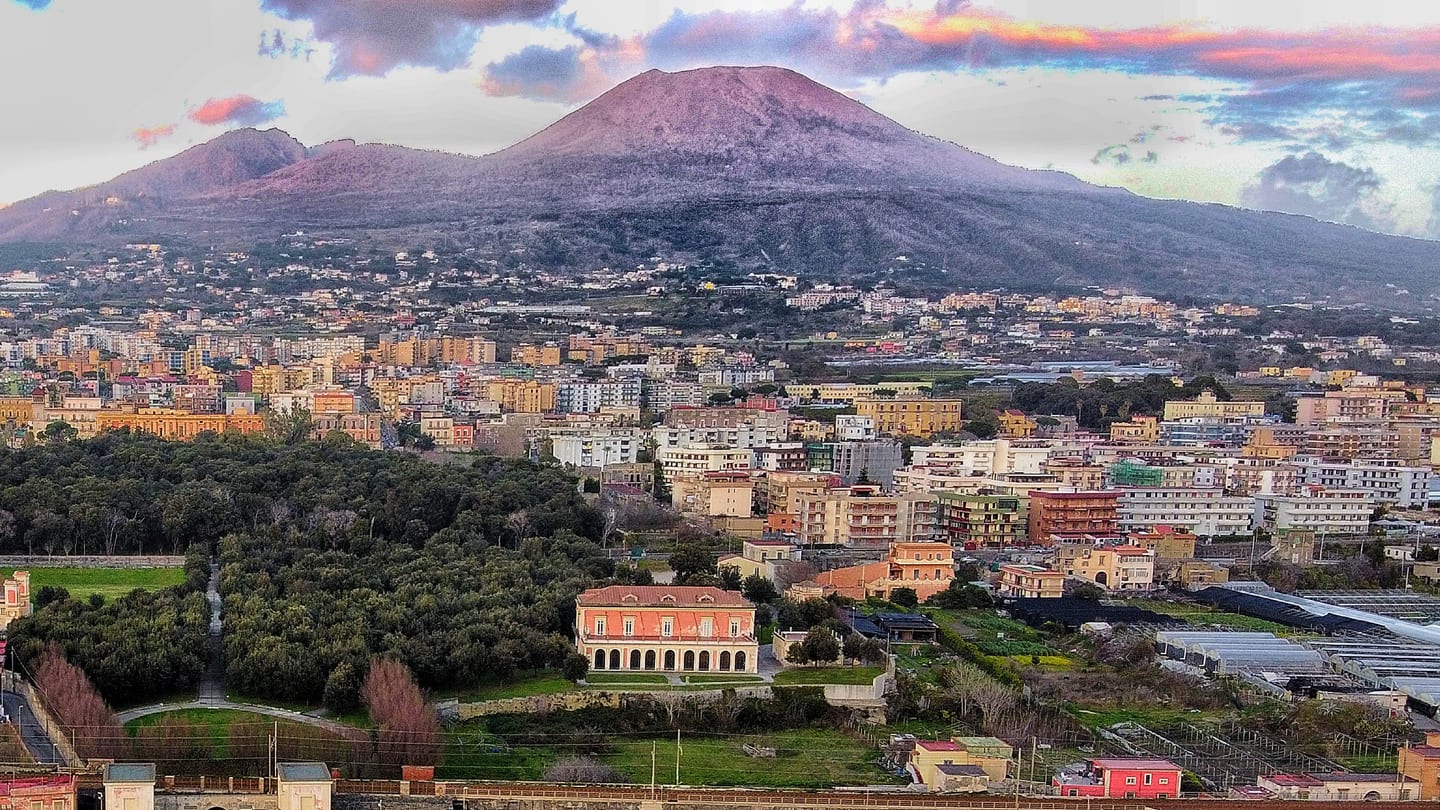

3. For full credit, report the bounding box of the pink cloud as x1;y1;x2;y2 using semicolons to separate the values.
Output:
131;123;177;149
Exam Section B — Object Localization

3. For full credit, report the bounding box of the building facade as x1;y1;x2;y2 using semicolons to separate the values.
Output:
575;585;758;674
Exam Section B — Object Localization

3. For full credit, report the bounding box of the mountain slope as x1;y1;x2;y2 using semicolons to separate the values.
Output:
0;65;1436;304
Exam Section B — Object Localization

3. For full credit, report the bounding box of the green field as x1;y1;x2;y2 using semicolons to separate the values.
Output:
440;727;899;787
3;566;186;600
772;666;883;686
1123;599;1292;633
451;673;576;702
585;673;669;686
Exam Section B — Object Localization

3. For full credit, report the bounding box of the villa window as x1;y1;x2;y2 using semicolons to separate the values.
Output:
661;618;673;637
623;618;634;637
595;618;606;635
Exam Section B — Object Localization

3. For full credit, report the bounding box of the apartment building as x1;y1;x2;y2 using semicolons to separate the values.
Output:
1291;455;1432;507
551;432;641;469
911;439;1053;475
854;396;964;438
1255;486;1373;534
815;541;955;601
753;469;838;516
936;492;1029;548
1027;490;1121;544
996;564;1065;598
1116;488;1253;537
794;486;936;548
1162;390;1265;421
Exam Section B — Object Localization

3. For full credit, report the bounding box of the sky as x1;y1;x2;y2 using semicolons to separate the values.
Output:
2;0;1439;239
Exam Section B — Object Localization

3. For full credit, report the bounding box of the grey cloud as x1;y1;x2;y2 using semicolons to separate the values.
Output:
261;0;563;78
1240;151;1392;232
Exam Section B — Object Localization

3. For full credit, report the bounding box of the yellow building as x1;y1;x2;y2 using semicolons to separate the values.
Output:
787;381;934;403
0;396;35;426
1057;545;1155;591
485;379;557;413
997;410;1036;438
676;470;754;518
854;396;963;438
908;737;1012;791
1162;390;1265;421
511;343;563;367
96;408;265;440
1398;731;1440;800
1109;415;1159;444
754;470;837;516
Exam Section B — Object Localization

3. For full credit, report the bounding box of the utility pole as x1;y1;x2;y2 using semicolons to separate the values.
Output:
650;740;657;797
674;729;681;786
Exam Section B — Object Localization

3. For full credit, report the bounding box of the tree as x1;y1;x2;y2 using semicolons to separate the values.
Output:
40;420;76;443
718;564;743;591
651;460;671;502
741;574;780;603
323;661;363;714
890;587;918;609
34;585;69;607
264;405;313;445
31;644;125;759
669;542;717;585
1070;581;1105;600
562;652;589;683
1418;545;1439;562
361;658;442;766
786;626;840;666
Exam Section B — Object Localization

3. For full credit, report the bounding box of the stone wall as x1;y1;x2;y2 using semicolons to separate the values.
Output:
0;555;185;569
335;796;449;810
157;795;277;810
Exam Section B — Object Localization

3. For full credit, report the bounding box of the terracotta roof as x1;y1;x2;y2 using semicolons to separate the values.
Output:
576;585;753;608
916;740;962;751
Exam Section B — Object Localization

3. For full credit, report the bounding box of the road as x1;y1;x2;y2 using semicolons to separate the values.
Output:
1;689;65;764
198;557;224;702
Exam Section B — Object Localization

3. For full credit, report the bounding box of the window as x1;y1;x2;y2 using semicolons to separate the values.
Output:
729;620;740;637
699;618;713;636
623;618;634;637
661;618;673;637
1126;777;1138;785
1144;774;1152;785
595;618;606;635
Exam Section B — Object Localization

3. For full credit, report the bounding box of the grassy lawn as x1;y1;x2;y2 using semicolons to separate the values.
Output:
3;566;186;600
124;708;323;758
586;673;669;685
988;654;1077;671
682;674;764;684
1069;705;1221;729
772;666;883;686
452;673;576;702
606;729;901;788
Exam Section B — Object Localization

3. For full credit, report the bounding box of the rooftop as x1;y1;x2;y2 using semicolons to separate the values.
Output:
103;764;155;783
1092;758;1183;771
277;762;333;782
577;585;753;608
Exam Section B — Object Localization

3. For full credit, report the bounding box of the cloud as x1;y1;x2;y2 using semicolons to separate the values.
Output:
1429;185;1440;238
478;45;607;102
10;0;50;9
188;95;285;126
260;0;564;78
1091;144;1132;166
131;124;177;149
477;4;1440;149
1240;151;1393;231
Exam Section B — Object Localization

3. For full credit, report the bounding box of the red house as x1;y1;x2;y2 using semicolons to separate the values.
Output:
1054;758;1183;799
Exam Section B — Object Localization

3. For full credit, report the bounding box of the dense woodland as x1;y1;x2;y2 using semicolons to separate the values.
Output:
6;431;608;705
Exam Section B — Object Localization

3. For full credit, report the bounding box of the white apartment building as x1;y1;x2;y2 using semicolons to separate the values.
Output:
834;414;877;441
657;444;754;481
556;378;643;414
891;466;985;495
1291;456;1432;507
1116;488;1254;537
650;423;789;450
910;439;1054;475
1255;486;1373;534
551;432;641;469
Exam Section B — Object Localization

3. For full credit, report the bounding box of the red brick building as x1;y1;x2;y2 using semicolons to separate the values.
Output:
1027;490;1121;545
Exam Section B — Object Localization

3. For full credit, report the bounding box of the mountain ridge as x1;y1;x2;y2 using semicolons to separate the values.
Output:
0;65;1436;304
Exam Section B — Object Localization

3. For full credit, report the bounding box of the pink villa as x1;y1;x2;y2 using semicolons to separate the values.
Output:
574;585;759;674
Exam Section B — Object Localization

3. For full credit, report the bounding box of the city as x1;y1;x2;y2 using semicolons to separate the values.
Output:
1;1;1440;810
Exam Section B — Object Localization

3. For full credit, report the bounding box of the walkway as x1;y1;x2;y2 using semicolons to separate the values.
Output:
2;689;67;764
198;557;224;701
115;699;363;739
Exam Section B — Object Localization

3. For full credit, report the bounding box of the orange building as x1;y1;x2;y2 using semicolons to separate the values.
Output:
997;564;1065;598
96;408;265;440
575;586;758;674
1399;731;1440;799
0;571;29;629
816;541;954;601
1027;491;1121;544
